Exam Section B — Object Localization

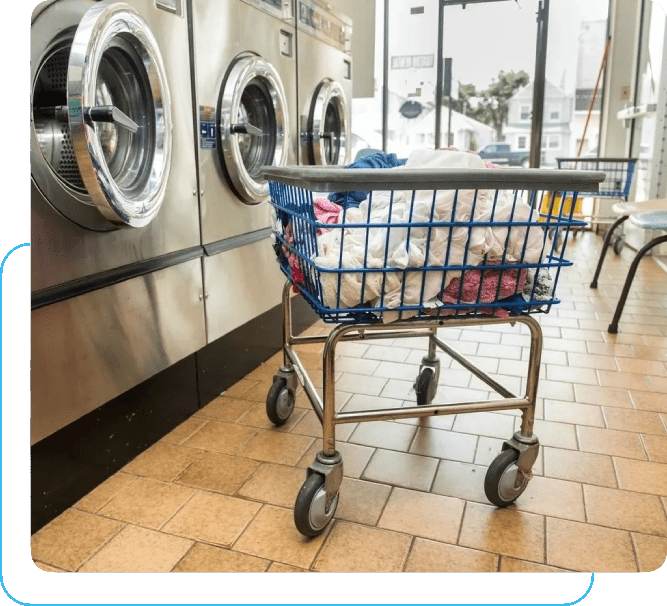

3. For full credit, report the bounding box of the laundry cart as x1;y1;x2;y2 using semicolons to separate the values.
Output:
262;162;604;537
555;157;637;253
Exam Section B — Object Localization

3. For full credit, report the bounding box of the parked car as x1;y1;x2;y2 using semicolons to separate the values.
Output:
478;143;530;168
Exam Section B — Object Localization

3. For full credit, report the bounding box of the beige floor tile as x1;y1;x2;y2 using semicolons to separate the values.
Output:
297;440;375;479
519;419;578;450
408;427;478;463
233;505;328;569
603;407;667;436
223;378;259;399
31;510;123;571
543;447;617;488
615;357;667;377
631;390;667;413
122;442;202;482
99;477;195;529
380;379;417;401
547;365;599;386
512;475;585;522
33;562;64;572
237;463;305;508
182;421;259;455
614;457;667;496
499;557;567;572
631;533;667;572
196;395;257;423
177;452;260;495
546;518;637;572
335;356;381;376
405;538;497;572
335;342;369;357
458;502;545;563
587;341;635;358
242;380;280;403
74;473;137;514
431;386;490;405
431;460;490;504
574;384;633;409
335;372;388;396
161;417;207;446
290;404;357;441
632;346;667;362
584;485;667;536
649;375;667;394
576;426;646;460
238;430;314;466
395;408;456;431
378;487;464;543
172;543;269;572
79;525;192;572
544;400;605;427
313;521;411;572
543;337;587;353
334;477;392;526
642;434;667;463
597;370;652;392
538;380;575;402
267;562;307;572
339;393;404;414
348;420;417;452
363;344;413;363
362;449;438;491
451;412;516;440
235;395;306;427
162;491;261;547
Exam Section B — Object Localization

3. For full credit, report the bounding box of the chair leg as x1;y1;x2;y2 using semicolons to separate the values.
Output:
608;234;667;334
590;215;629;289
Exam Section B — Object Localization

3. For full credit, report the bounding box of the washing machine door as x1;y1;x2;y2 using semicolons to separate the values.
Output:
32;1;172;229
218;54;290;204
306;78;349;166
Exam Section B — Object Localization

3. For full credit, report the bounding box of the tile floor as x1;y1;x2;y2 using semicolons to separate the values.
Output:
32;232;667;573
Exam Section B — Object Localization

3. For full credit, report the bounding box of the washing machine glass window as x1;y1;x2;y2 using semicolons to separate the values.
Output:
307;78;349;166
31;2;172;229
218;55;290;205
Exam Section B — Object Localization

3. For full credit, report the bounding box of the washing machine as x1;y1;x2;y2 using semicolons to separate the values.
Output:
188;0;298;343
296;0;352;166
30;0;205;444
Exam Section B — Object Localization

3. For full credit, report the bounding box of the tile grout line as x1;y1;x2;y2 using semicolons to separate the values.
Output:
73;517;129;572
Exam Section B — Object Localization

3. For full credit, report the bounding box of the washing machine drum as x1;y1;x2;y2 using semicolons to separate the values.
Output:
306;78;349;166
31;2;172;230
218;55;290;204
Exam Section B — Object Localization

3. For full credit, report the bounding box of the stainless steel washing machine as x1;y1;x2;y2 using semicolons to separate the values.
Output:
30;0;205;444
188;0;298;343
296;0;352;166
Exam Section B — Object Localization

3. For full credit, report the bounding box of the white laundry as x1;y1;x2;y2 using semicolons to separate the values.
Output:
313;149;545;315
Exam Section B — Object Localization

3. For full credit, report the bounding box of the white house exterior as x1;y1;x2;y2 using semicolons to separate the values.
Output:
505;80;573;166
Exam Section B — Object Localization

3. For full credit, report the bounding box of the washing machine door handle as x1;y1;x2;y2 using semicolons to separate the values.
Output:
230;122;263;137
84;106;139;134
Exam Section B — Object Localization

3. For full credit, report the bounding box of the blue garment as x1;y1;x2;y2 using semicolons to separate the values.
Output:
328;152;407;207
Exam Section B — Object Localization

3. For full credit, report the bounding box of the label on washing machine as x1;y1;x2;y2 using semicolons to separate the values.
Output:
199;106;217;149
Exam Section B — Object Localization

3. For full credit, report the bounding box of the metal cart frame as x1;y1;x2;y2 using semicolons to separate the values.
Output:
262;165;605;537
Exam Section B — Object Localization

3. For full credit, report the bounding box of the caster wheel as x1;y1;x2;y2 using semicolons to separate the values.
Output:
613;235;624;255
294;473;338;537
484;449;531;507
266;377;295;426
415;367;437;406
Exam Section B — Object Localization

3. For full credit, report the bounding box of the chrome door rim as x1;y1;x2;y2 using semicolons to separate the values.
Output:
67;2;172;227
308;78;349;166
219;55;290;204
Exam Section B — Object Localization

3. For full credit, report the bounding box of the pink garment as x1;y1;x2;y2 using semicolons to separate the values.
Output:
435;262;527;318
285;198;342;289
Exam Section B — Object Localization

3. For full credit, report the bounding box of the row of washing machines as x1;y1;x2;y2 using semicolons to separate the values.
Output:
30;0;353;445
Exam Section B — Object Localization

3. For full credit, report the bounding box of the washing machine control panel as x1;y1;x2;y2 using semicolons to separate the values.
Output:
241;0;293;21
297;0;351;53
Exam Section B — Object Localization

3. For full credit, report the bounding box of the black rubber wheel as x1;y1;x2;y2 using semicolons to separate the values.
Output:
294;473;338;537
415;367;436;406
484;448;530;507
613;235;624;255
266;377;294;426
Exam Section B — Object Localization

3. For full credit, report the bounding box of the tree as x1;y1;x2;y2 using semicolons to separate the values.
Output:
455;70;530;141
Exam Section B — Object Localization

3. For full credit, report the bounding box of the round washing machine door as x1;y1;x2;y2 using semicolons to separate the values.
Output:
306;78;350;166
218;54;290;205
31;1;172;230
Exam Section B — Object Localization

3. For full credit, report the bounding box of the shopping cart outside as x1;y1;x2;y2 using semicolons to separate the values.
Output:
262;165;604;537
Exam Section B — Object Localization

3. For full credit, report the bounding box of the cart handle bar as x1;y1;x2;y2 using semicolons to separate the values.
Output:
260;166;605;193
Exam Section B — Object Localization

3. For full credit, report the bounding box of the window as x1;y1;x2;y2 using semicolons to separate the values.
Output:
541;135;561;149
520;104;531;121
517;136;527;150
550;108;560;121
